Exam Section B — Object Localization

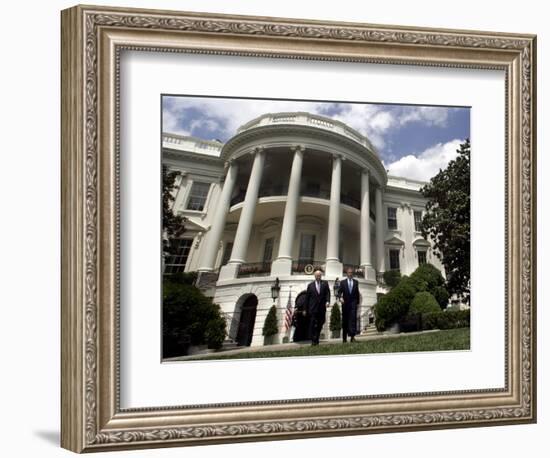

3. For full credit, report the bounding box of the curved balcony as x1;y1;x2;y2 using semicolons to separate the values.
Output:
230;186;375;219
236;112;378;156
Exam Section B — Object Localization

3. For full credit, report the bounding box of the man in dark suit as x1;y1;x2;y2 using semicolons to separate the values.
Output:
340;267;360;342
305;270;331;346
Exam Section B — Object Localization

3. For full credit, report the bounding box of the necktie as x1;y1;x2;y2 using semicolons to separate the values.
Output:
316;281;320;294
349;279;352;292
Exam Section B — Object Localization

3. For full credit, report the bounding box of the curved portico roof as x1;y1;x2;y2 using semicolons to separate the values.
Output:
220;112;388;186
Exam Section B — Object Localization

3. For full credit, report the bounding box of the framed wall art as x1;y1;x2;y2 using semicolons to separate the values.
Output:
61;4;537;453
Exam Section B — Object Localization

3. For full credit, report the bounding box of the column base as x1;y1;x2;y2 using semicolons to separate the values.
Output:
270;258;292;277
325;260;343;278
218;263;241;281
361;265;376;281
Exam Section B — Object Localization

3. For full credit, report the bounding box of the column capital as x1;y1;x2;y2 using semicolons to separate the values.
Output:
252;146;265;155
290;144;306;154
331;152;344;161
361;168;370;177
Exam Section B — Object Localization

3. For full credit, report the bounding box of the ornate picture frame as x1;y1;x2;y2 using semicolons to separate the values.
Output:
61;4;536;453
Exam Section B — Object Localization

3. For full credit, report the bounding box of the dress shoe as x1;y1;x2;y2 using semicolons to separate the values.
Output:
350;336;356;342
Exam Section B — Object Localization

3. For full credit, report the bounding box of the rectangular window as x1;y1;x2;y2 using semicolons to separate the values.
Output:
299;233;316;262
389;249;400;271
186;181;211;211
414;210;423;232
262;237;274;263
221;242;233;265
387;207;398;230
164;238;193;273
418;250;427;265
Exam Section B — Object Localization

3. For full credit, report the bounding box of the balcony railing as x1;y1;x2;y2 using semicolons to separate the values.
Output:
342;264;365;278
236;262;272;278
291;259;326;275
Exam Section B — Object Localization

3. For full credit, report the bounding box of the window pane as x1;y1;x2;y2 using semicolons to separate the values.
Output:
418;250;427;265
186;181;210;211
299;234;316;261
414;210;422;232
389;249;400;270
263;238;274;262
164;238;193;272
387;207;397;230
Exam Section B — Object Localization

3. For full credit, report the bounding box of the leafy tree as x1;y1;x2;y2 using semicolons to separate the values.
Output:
262;305;279;337
420;139;470;302
162;164;186;257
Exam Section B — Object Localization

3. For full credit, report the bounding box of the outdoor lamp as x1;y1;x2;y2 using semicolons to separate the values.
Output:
271;277;280;302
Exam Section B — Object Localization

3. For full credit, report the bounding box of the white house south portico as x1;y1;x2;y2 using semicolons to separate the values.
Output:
162;112;445;347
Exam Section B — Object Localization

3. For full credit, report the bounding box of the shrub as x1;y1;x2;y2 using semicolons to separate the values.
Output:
409;292;440;315
383;270;402;289
410;263;445;293
162;275;225;357
423;309;470;330
433;286;450;309
374;276;417;330
205;307;227;349
262;305;279;337
329;303;342;332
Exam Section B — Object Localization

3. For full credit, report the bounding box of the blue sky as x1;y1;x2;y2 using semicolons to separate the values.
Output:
162;95;470;181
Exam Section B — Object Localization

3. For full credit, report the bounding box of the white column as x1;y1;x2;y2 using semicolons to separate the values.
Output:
271;145;304;276
198;161;239;272
325;154;343;277
375;186;385;276
360;169;376;280
219;147;266;281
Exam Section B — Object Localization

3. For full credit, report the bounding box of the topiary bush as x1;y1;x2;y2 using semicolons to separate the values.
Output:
329;303;342;337
383;270;402;289
262;305;279;340
409;292;441;315
423;309;470;330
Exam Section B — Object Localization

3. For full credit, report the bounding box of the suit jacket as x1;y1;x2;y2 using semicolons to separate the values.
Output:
305;279;331;317
340;277;360;306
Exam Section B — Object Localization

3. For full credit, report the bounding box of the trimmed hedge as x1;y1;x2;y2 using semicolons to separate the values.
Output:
409;292;440;315
423;309;470;330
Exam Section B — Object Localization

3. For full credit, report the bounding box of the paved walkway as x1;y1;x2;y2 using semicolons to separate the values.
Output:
164;329;440;362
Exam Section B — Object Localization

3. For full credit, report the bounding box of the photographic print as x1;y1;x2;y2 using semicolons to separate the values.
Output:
161;95;471;361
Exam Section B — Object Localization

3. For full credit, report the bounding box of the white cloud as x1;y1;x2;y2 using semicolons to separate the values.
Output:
385;139;463;181
397;106;450;127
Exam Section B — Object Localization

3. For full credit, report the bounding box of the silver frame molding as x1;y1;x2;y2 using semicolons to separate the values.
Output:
61;4;537;453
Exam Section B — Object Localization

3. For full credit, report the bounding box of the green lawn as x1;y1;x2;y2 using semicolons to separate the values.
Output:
188;328;470;361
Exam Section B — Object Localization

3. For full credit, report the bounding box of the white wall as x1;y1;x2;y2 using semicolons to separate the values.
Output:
0;1;546;457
